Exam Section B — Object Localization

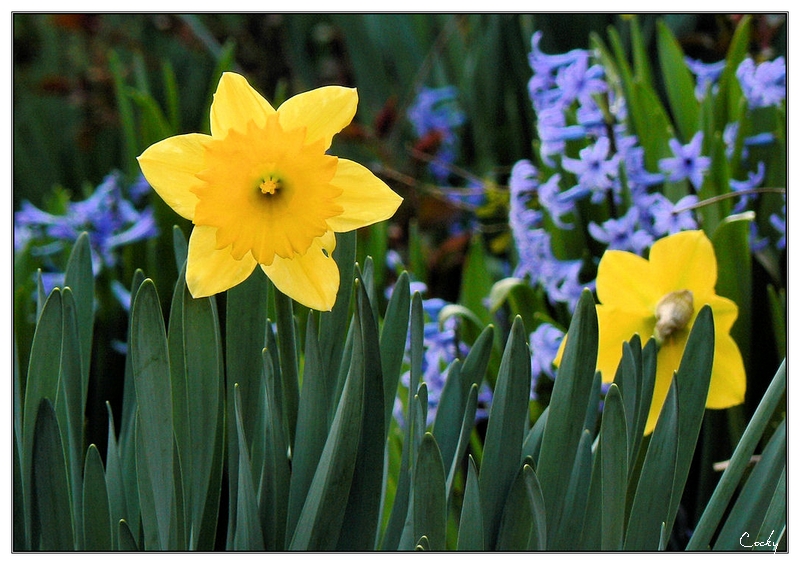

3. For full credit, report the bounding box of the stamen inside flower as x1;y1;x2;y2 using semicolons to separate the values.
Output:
260;175;281;195
654;289;694;343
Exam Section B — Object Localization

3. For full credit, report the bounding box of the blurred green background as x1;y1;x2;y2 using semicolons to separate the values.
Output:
16;13;786;209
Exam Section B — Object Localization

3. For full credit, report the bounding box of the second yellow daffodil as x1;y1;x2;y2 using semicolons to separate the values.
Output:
557;230;746;434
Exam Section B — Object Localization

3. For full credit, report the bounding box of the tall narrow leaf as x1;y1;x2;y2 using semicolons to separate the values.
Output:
289;285;366;550
336;281;385;550
62;232;94;412
82;445;112;551
180;286;223;548
479;316;531;549
286;311;330;542
22;288;63;548
600;385;628;550
624;378;680;550
537;289;597;548
657;21;699;141
231;385;265;551
456;455;483;551
413;433;447;551
31;398;74;550
224;269;268;546
130;280;175;550
380;292;424;550
380;270;411;435
495;463;534;550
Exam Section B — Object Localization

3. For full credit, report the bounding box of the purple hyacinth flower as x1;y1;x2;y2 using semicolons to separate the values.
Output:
648;193;699;236
658;132;711;189
560;136;619;204
730;162;766;213
736;56;786;109
537;173;574;229
685;57;726;100
554;51;607;108
622;143;665;190
588;207;653;254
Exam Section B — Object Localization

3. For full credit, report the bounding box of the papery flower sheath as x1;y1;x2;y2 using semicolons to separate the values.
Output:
138;72;402;310
556;230;746;434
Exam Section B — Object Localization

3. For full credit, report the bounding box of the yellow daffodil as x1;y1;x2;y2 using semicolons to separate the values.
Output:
557;230;745;435
137;72;402;311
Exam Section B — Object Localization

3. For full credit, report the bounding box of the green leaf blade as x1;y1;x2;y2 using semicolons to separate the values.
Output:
479;316;531;549
82;444;113;551
32;398;74;550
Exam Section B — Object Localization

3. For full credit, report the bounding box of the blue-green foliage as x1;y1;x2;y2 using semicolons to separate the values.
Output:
12;232;786;550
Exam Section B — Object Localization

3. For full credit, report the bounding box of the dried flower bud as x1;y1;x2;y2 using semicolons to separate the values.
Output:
654;289;694;343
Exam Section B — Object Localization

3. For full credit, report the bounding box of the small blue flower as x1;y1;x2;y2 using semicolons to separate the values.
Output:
730;162;766;213
537;173;574;229
39;272;66;296
646;193;699;237
621;141;665;190
749;223;770;253
723;122;740;160
560;136;619;204
724;122;777;161
658;132;711;189
527;31;588;110
684;57;726;100
554;51;607;108
508;160;544;239
535;106;572;166
588;207;653;254
407;86;465;137
543;259;592;311
736;56;786;109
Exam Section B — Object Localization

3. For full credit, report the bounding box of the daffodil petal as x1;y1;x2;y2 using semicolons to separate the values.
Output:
596;250;658;314
649;230;717;297
326;159;403;232
137;133;207;220
210;72;275;138
707;334;746;409
596;304;653;383
186;225;257;298
262;231;340;311
277;86;357;149
705;294;739;335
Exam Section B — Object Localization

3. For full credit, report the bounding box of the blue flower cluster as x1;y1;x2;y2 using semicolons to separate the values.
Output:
14;171;159;293
510;32;786;386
